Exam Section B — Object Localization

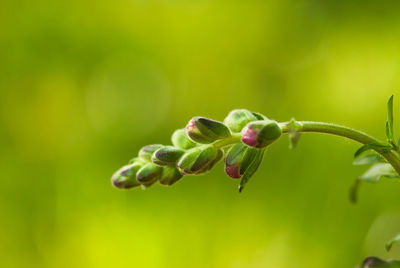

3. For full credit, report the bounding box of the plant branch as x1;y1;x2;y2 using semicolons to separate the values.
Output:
211;121;400;175
281;121;400;175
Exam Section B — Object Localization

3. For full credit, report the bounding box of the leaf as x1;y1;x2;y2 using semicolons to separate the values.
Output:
351;162;398;204
387;95;394;142
353;153;386;166
359;256;400;267
238;149;265;193
386;234;400;252
387;121;392;142
354;143;392;158
359;163;399;183
288;131;301;150
287;118;301;150
349;178;361;204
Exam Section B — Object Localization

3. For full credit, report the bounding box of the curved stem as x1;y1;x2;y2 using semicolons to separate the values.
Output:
282;121;400;175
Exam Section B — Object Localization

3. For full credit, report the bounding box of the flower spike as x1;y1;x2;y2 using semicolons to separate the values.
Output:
111;96;400;196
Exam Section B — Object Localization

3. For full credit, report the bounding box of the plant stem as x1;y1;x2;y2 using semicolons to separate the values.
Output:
213;133;242;148
282;121;400;175
213;121;400;175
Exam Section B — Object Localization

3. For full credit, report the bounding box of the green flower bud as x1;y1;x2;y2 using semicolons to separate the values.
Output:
186;117;231;144
171;129;197;149
225;143;260;179
136;163;162;188
177;145;219;174
159;166;183;186
111;163;143;189
197;149;223;173
241;120;282;148
224;109;261;132
152;146;185;166
138;144;163;161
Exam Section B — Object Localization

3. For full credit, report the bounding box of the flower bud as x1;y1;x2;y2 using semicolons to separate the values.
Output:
159;166;183;186
111;163;143;189
136;163;162;188
241;120;282;148
152;146;185;166
177;145;218;174
224;109;262;132
197;149;223;173
171;129;197;149
224;143;260;178
138;144;163;161
186;117;231;144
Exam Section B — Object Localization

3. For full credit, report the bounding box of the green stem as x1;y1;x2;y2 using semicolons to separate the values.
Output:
282;121;400;175
213;133;242;148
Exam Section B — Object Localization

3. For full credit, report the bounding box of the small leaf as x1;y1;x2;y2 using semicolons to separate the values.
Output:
387;121;392;142
238;149;265;192
349;178;361;204
287;118;301;150
387;95;394;142
288;131;301;150
352;163;398;203
359;163;399;183
386;234;400;252
354;143;392;158
359;256;400;267
353;154;386;166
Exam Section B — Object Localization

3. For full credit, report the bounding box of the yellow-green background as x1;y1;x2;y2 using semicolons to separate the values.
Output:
2;0;400;267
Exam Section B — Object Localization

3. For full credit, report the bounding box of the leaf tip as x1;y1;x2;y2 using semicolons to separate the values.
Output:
385;234;400;253
349;179;361;204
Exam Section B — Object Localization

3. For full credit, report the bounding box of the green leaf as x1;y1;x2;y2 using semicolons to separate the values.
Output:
387;121;392;142
287;118;301;150
359;257;400;267
353;153;386;166
351;162;398;203
349;178;361;204
387;95;394;142
386;234;400;252
359;163;399;183
239;149;265;192
354;143;392;158
288;131;301;150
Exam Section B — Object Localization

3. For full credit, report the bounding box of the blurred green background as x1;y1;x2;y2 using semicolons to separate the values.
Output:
2;0;400;267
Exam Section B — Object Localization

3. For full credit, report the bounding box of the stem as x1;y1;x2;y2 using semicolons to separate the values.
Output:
282;121;400;175
213;133;242;148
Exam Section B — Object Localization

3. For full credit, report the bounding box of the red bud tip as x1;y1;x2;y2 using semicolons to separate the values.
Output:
225;164;241;179
241;128;259;147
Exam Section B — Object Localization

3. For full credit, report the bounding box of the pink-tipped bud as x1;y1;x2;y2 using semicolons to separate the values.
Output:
241;120;282;148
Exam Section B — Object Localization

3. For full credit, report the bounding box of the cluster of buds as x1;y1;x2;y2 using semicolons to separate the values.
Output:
111;109;282;191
